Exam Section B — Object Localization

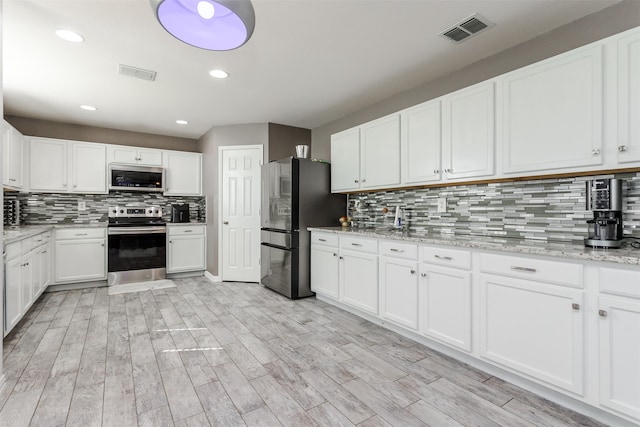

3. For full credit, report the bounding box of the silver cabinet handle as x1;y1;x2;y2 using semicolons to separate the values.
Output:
361;179;366;183
354;179;359;183
339;256;343;260
511;266;536;273
318;238;327;242
184;230;193;233
420;272;427;277
76;233;88;236
434;255;452;261
390;248;404;252
101;243;105;247
599;309;608;317
592;148;601;155
333;253;337;257
410;270;416;275
351;243;362;247
618;145;627;152
572;303;580;311
169;240;173;244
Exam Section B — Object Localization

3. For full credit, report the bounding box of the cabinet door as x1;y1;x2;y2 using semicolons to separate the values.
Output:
310;244;340;299
420;264;472;352
618;29;640;164
167;235;206;273
501;45;603;173
479;274;584;394
138;149;163;166
380;257;418;329
55;239;106;283
340;250;378;315
109;146;139;164
331;128;360;192
4;256;23;335
401;101;441;184
30;138;68;192
442;82;495;180
2;121;11;186
164;151;202;196
33;242;51;298
598;296;640;420
21;252;34;313
360;114;401;189
9;126;24;188
71;142;107;193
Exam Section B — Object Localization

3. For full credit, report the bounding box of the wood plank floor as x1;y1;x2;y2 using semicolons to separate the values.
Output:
1;277;606;427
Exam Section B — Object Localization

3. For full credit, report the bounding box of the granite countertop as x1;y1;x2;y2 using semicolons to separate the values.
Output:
3;223;107;245
308;226;640;266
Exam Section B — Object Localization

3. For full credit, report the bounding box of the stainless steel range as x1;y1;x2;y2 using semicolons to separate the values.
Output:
107;205;166;286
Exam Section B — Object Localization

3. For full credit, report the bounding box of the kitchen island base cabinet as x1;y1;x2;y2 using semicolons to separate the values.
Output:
167;225;206;273
54;228;106;284
340;250;378;315
479;274;585;395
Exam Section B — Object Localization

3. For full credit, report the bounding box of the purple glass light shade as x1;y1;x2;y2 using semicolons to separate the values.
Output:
152;0;255;50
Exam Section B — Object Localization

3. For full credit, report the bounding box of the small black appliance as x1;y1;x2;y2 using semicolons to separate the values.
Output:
585;178;624;249
171;204;190;223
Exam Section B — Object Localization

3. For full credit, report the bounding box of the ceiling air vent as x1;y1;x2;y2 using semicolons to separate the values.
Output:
440;13;494;43
118;64;157;82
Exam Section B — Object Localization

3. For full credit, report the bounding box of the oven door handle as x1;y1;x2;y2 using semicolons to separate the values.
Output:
108;227;167;235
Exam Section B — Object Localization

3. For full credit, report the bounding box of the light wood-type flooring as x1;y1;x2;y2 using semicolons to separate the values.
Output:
1;277;606;427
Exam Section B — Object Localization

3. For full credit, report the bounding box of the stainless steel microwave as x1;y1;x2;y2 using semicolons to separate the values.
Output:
109;164;165;192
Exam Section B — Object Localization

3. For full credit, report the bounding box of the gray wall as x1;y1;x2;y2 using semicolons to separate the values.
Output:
197;123;269;276
311;0;640;161
5;115;198;152
268;123;311;161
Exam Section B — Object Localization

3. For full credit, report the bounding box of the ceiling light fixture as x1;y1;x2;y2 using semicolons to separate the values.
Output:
80;105;97;111
56;29;84;43
176;119;189;125
150;0;255;51
209;69;229;79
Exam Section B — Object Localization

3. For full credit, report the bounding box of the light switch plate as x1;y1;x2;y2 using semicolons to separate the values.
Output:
78;201;86;211
437;197;447;213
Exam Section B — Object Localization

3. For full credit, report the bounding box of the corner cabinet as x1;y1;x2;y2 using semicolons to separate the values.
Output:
167;225;206;273
164;150;203;196
331;114;400;192
500;45;604;174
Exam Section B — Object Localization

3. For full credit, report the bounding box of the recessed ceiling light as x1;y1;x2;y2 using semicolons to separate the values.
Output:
56;29;84;43
80;105;97;111
209;69;229;79
176;120;189;125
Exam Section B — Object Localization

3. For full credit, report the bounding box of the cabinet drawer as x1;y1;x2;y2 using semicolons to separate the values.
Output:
5;241;21;260
600;267;640;299
421;246;471;270
311;232;339;247
32;231;51;246
56;228;106;240
480;253;583;288
380;241;418;260
168;225;205;236
340;236;378;254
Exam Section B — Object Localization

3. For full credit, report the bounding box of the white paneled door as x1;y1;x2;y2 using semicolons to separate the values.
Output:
220;145;262;282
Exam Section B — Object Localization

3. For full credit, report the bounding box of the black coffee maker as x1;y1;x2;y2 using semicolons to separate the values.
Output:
584;179;623;249
171;204;190;223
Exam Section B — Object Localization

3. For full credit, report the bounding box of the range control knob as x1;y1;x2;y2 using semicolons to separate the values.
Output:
120;209;125;214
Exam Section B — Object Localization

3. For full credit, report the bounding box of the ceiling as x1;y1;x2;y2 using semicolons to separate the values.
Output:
3;0;620;140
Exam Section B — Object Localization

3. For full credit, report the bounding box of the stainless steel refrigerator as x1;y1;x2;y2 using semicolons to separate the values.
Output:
261;157;346;299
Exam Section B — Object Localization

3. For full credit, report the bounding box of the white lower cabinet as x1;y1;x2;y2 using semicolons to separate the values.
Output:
379;241;419;330
5;251;23;335
479;273;585;395
340;249;378;315
55;228;106;284
167;225;206;273
310;234;340;298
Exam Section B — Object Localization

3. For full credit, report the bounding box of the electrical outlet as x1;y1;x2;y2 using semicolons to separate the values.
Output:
78;201;86;211
437;197;447;213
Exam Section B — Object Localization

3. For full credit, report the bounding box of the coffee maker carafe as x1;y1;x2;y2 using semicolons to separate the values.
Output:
584;178;623;249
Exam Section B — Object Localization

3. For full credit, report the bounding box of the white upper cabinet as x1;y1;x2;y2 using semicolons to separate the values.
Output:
500;45;604;174
401;100;441;184
30;137;107;194
617;28;640;164
71;143;107;193
2;121;24;189
331;127;360;192
359;114;401;189
331;114;400;192
164;150;202;196
441;81;495;181
108;145;163;166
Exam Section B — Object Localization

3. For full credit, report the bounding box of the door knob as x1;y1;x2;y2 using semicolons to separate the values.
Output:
223;221;229;225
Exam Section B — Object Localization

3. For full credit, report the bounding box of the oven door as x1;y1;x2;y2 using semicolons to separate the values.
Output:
107;226;166;285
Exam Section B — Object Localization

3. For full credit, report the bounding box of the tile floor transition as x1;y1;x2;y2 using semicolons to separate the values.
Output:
0;277;606;427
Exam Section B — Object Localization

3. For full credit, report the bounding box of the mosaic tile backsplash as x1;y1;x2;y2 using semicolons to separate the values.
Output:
4;192;206;225
347;172;640;243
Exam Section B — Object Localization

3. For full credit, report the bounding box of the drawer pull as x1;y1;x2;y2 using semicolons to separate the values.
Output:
421;272;427;278
184;230;193;233
572;303;580;311
318;238;327;242
351;243;362;247
339;256;344;260
333;253;337;257
599;309;608;317
511;266;536;273
75;233;88;236
434;255;452;261
390;248;404;252
410;270;416;275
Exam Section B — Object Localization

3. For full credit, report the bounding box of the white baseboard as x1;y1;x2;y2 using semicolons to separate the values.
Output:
204;271;221;282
